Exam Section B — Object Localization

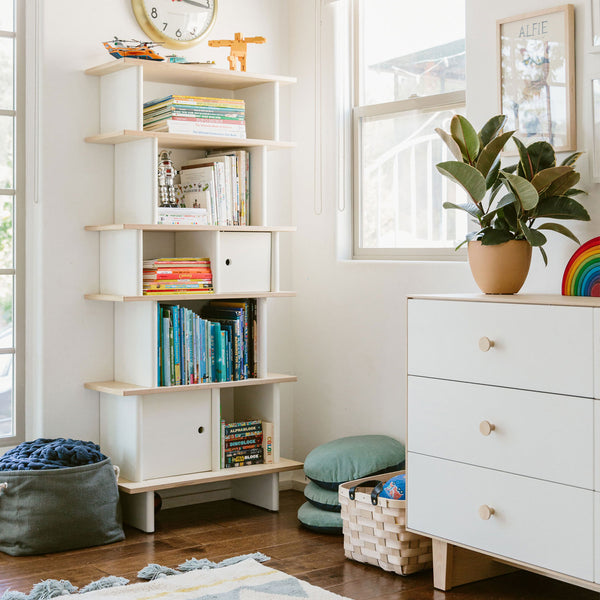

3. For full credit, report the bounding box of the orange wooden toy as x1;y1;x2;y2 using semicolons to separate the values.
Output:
208;32;266;72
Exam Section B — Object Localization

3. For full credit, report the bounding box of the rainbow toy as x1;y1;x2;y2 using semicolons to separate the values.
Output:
562;237;600;296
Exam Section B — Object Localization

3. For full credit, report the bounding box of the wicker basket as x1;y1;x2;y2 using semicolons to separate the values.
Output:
339;471;433;575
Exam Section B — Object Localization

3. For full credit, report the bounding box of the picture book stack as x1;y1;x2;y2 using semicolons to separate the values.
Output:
143;95;246;138
179;151;250;226
157;299;257;386
220;419;274;468
143;258;213;295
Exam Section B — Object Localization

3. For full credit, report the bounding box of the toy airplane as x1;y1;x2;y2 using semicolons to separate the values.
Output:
103;37;165;61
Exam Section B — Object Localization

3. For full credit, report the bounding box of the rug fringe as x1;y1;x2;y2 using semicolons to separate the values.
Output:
136;564;178;581
79;576;129;594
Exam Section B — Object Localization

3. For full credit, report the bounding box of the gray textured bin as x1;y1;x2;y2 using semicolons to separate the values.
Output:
0;458;124;556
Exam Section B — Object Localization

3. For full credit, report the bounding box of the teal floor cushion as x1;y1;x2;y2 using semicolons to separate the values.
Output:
304;435;405;491
304;481;341;512
297;501;343;534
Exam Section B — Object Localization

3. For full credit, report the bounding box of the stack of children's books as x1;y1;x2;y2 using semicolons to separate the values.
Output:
143;95;246;138
143;258;213;295
220;419;274;468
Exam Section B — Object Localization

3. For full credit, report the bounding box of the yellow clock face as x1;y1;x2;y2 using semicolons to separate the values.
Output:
131;0;218;49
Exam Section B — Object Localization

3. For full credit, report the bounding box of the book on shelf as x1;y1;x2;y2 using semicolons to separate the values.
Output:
157;207;209;226
143;94;246;138
219;418;271;468
157;299;257;387
143;258;213;295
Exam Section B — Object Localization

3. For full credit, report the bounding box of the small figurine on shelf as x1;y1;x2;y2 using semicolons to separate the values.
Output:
165;54;216;66
208;33;266;72
102;37;164;61
157;150;178;207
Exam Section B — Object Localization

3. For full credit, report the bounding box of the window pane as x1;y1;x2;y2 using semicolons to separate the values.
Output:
0;36;13;110
359;108;467;249
0;274;12;347
0;354;12;437
0;115;13;189
0;197;12;269
0;0;13;32
360;0;465;105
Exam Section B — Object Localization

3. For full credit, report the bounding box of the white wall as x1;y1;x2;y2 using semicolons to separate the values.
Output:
287;0;600;463
29;0;294;453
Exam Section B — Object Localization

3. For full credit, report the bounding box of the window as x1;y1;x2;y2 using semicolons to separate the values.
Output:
353;0;467;259
0;0;22;443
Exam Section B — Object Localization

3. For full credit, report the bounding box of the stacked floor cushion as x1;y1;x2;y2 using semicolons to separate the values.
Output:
298;435;405;534
0;438;125;556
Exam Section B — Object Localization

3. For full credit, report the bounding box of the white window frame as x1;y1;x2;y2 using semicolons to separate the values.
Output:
0;0;26;445
351;0;467;261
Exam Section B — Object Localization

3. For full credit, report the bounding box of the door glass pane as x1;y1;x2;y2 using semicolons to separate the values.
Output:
0;36;13;110
359;108;467;249
0;274;12;347
0;115;13;189
0;354;12;437
0;0;13;32
360;0;465;105
0;197;12;269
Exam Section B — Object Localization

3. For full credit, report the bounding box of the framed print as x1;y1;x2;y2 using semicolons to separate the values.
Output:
497;5;576;153
592;76;600;181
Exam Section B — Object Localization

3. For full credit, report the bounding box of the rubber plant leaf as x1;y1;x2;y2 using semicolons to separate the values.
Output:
533;196;590;221
520;221;547;246
564;188;587;197
525;141;556;173
442;201;484;220
480;227;513;246
513;137;533;180
437;161;487;203
478;115;508;148
537;222;580;244
531;166;574;194
481;193;517;226
486;159;501;191
450;115;480;163
476;130;515;178
435;128;463;161
539;246;548;266
501;171;539;210
544;170;580;198
561;151;583;167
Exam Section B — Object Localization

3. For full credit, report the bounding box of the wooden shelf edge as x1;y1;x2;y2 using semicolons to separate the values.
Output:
84;59;297;88
85;373;298;396
84;291;296;302
407;293;600;308
85;130;295;150
118;458;304;494
85;224;296;232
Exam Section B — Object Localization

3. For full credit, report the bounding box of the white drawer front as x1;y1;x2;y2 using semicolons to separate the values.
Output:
407;300;594;397
408;376;594;489
219;232;271;293
142;391;212;480
407;453;594;581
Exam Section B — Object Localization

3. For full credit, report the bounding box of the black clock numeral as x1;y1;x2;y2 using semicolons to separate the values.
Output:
162;22;168;31
175;28;182;37
151;7;157;18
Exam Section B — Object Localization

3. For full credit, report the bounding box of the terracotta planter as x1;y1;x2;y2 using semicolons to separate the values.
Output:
467;240;532;294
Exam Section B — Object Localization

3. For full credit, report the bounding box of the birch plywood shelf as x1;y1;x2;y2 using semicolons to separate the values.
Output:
84;57;300;534
85;373;298;396
118;458;304;495
85;130;295;151
85;58;296;90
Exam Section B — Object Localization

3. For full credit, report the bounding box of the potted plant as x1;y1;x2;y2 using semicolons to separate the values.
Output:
436;114;589;294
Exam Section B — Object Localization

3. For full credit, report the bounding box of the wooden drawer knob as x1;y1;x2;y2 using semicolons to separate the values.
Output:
478;505;495;520
479;420;496;436
478;337;495;352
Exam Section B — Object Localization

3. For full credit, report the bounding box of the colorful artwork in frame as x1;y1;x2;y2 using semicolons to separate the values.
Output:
562;237;600;296
497;5;576;153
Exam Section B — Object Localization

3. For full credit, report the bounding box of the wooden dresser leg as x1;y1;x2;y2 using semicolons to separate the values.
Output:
433;539;517;591
120;491;155;533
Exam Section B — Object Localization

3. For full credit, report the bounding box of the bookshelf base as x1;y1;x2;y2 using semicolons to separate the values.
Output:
118;458;304;532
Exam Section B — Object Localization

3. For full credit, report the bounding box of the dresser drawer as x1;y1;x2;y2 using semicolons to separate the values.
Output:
407;453;594;581
408;376;594;489
407;300;594;397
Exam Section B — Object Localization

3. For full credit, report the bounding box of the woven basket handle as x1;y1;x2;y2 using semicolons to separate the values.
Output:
348;479;385;505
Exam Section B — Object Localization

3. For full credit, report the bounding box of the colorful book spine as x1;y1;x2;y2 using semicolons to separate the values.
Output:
262;421;274;464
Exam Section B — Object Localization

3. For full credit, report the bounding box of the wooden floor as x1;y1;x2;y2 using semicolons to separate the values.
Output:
0;490;597;599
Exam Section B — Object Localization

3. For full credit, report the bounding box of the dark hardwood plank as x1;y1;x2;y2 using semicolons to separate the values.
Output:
0;490;596;599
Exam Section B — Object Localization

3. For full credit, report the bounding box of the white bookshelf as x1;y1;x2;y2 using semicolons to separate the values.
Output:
84;58;301;532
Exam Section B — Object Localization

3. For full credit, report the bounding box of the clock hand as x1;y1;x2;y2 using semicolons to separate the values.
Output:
180;0;211;8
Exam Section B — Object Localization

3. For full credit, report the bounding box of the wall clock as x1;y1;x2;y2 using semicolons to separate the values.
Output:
131;0;218;49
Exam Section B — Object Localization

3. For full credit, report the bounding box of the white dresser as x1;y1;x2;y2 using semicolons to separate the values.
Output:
406;294;600;592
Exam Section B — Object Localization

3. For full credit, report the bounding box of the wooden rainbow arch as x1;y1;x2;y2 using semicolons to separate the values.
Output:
562;237;600;296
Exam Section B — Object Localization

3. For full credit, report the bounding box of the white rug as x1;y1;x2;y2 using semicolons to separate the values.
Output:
77;559;350;600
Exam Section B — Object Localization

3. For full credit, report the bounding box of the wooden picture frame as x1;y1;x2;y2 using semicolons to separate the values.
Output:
497;5;576;153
